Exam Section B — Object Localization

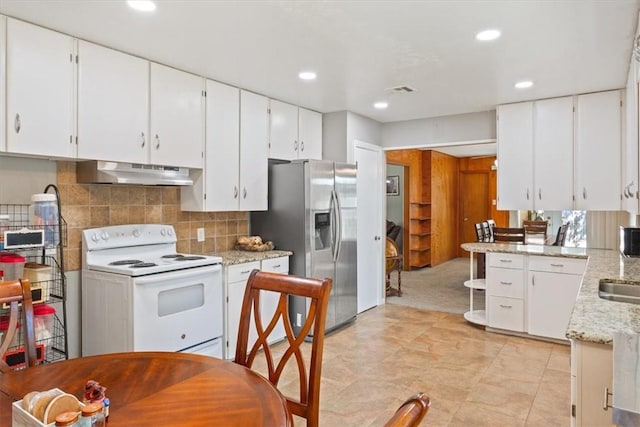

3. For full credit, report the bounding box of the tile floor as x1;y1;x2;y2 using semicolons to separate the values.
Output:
254;304;571;426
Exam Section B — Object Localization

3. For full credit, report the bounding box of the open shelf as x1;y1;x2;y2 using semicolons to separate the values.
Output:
464;310;487;326
464;278;486;290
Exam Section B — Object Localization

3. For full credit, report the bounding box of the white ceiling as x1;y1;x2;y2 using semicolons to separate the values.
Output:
1;0;639;127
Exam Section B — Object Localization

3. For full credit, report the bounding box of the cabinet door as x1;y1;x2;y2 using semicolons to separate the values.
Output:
0;16;6;152
239;91;269;211
77;41;149;163
623;62;639;214
299;107;322;160
528;271;582;340
225;262;260;360
575;90;622;210
260;257;289;344
149;62;204;168
181;80;240;212
534;97;574;210
497;102;534;210
6;18;75;158
572;341;613;426
269;99;298;160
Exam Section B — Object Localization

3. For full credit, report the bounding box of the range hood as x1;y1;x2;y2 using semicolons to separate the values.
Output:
77;161;193;186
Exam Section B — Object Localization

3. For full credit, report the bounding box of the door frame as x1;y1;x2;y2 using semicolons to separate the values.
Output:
350;139;385;308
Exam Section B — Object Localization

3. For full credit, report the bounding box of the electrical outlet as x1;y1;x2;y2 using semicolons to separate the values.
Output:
197;227;205;242
296;313;302;327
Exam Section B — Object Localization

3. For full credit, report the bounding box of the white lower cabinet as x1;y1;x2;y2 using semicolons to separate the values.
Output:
223;256;290;360
571;340;614;427
487;253;525;332
528;256;587;340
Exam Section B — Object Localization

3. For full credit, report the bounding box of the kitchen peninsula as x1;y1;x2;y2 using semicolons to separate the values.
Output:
462;242;640;425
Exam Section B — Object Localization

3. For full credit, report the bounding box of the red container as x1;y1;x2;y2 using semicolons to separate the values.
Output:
0;253;26;280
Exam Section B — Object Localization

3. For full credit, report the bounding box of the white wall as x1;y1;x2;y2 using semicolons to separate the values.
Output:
0;155;56;203
381;110;496;149
323;111;382;162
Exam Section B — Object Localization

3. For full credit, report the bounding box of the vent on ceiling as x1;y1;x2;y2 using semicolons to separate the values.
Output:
388;85;417;93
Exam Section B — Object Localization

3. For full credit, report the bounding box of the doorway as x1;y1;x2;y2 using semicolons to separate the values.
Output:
460;171;490;252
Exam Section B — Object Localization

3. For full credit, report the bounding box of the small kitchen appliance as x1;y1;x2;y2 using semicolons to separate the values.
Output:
620;226;640;257
81;224;223;358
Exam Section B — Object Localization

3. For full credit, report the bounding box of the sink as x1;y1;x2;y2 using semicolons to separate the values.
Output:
599;280;640;305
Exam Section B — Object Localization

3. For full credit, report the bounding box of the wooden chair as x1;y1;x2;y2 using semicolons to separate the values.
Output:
553;223;569;246
523;220;548;245
0;279;37;373
492;227;525;243
383;392;431;427
234;270;332;427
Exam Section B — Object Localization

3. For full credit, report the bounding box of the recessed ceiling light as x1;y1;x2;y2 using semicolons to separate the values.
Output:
299;71;317;81
127;1;156;12
514;80;534;89
374;102;388;109
476;29;501;41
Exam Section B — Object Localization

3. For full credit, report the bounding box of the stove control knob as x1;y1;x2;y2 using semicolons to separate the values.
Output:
133;229;141;238
91;233;99;243
160;228;166;236
101;232;109;241
167;228;174;237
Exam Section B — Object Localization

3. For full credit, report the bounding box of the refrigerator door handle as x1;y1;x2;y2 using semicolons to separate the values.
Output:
330;190;339;262
333;189;342;261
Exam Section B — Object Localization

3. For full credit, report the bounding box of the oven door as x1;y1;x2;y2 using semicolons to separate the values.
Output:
132;264;222;352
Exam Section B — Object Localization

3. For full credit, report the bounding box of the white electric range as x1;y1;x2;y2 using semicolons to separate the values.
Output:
81;224;223;358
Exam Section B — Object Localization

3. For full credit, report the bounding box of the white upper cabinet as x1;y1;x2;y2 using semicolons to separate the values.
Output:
623;60;639;214
533;96;574;210
269;100;322;161
1;16;6;152
269;99;299;160
77;41;149;163
181;79;240;212
240;90;269;211
575;90;622;210
149;62;204;168
497;102;534;210
298;107;322;160
6;18;76;158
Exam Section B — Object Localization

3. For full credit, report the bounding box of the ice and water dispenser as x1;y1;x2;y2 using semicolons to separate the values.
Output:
314;211;331;250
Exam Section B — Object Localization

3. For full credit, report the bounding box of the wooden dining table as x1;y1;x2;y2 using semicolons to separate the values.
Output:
0;351;293;426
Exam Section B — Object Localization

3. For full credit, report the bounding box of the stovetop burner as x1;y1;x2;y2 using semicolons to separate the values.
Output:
175;256;206;261
130;262;158;268
109;260;143;266
161;254;185;259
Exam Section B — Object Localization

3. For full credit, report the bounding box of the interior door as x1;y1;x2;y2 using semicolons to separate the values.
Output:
460;171;489;255
353;140;384;313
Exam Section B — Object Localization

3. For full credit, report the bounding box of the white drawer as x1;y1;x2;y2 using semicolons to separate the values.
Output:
227;261;260;283
528;256;587;275
487;267;524;299
261;256;289;274
488;253;525;269
488;296;524;332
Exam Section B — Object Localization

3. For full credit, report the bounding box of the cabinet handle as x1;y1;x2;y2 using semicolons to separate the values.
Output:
603;387;612;410
233;186;238;199
294;140;298;151
583;187;587;199
241;270;251;274
532;274;535;286
550;263;564;267
155;134;160;149
272;264;281;268
300;140;304;152
538;188;542;200
141;132;146;148
526;188;529;200
243;187;247;199
499;304;512;309
14;114;21;134
499;259;512;263
499;281;512;285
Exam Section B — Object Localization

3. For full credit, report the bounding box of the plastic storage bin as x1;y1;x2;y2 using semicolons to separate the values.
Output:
0;253;26;280
30;194;59;247
24;262;52;301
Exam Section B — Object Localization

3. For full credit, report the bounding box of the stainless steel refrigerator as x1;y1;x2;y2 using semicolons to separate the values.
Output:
251;160;357;337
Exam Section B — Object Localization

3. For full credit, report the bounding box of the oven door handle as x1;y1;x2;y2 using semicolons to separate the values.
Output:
133;264;221;285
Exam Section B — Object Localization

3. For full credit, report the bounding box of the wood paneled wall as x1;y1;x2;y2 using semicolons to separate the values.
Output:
458;156;508;228
430;151;459;266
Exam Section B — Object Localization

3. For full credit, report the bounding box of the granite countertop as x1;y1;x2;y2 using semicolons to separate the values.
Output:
209;250;293;266
461;242;640;345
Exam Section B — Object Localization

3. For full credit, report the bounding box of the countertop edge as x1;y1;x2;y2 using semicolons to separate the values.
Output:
209;250;293;266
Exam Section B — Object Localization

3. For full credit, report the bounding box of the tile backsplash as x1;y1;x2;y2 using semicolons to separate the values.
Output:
57;161;248;271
